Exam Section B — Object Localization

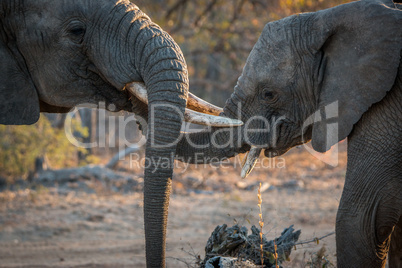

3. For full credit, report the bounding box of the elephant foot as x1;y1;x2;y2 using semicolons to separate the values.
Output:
388;216;402;268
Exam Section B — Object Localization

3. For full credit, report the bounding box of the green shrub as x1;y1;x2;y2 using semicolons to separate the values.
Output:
0;115;88;180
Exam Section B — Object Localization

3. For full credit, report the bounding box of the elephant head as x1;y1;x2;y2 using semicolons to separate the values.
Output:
217;0;402;177
0;1;241;267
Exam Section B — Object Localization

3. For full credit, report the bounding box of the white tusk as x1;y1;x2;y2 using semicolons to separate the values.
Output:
184;109;242;127
125;82;224;116
125;82;243;127
241;146;262;179
187;92;223;116
126;82;148;104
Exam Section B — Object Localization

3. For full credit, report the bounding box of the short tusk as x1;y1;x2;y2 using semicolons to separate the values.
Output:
187;92;223;116
125;82;243;127
241;146;261;179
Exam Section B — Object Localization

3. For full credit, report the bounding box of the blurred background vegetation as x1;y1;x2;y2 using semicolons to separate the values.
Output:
0;116;89;181
0;0;351;181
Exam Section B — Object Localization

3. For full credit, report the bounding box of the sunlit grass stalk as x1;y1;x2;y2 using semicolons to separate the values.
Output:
274;241;278;268
257;182;264;267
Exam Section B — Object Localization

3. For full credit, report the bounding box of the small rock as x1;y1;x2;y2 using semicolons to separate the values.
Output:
236;182;271;192
235;181;248;190
189;189;214;195
186;176;204;188
281;180;304;189
259;182;271;193
87;214;104;222
205;257;258;268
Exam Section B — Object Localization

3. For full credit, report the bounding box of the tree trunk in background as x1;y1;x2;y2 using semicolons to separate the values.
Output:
206;53;221;83
91;109;97;154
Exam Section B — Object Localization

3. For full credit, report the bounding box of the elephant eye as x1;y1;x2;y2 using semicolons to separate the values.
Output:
264;91;274;99
66;21;86;44
261;89;277;102
70;27;85;36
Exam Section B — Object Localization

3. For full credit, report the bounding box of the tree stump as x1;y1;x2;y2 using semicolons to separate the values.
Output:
202;224;301;268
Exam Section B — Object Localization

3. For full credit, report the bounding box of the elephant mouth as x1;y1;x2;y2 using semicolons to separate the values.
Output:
124;82;243;127
241;146;290;179
264;148;290;157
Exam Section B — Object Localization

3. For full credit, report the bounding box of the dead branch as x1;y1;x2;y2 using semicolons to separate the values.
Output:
166;0;189;20
34;146;141;184
105;146;140;169
231;0;247;23
194;0;218;27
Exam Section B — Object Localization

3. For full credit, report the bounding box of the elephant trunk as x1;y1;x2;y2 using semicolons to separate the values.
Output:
175;127;238;163
141;37;188;267
143;91;185;268
90;3;246;266
91;4;187;267
138;26;187;268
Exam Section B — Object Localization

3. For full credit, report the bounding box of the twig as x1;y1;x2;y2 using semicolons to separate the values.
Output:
194;0;218;27
166;256;195;268
294;231;335;246
231;0;246;23
105;146;140;169
166;0;189;20
257;182;264;268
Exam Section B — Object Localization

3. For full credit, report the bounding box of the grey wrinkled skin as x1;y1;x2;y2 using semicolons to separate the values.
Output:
0;1;189;267
209;0;402;267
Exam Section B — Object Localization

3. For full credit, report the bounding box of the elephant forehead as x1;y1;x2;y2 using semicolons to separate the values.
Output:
243;46;296;86
21;0;141;30
21;0;118;19
24;0;78;13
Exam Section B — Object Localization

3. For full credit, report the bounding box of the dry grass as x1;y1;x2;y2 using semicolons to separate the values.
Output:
257;182;265;267
0;144;346;267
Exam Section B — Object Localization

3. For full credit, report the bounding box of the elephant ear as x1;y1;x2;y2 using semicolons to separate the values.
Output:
0;38;40;125
310;0;402;152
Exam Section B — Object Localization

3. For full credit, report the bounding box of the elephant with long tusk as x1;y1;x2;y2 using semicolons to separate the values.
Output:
0;1;242;267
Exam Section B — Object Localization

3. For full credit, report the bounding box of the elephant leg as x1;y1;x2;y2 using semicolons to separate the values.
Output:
336;142;402;267
336;195;383;267
336;180;402;268
335;78;402;268
389;216;402;268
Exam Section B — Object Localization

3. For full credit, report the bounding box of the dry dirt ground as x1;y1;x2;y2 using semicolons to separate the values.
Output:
0;144;348;267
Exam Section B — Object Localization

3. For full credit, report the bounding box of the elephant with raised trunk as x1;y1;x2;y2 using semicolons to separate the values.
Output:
185;0;400;267
0;1;242;267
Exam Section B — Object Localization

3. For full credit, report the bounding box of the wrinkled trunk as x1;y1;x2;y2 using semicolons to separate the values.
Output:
91;4;188;267
142;66;187;267
141;43;187;268
176;127;238;163
175;94;246;163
